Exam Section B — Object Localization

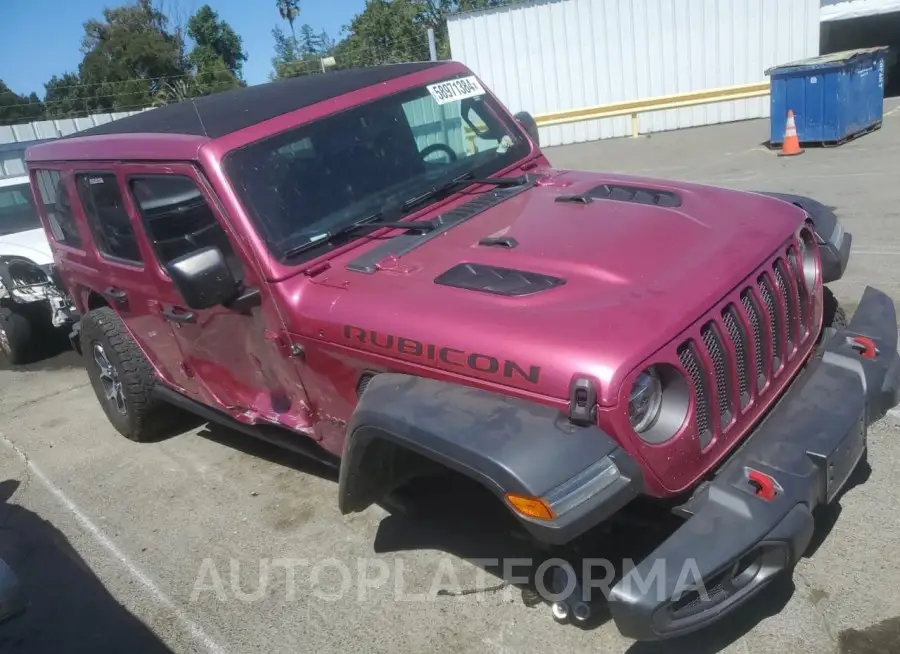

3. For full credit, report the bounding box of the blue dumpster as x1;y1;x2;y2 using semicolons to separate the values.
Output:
766;46;889;147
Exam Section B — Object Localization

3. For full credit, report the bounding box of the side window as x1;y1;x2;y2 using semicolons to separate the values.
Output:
33;169;82;248
75;173;143;264
128;175;243;280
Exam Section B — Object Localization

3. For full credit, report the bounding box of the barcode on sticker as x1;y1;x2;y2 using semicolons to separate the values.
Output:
426;76;486;105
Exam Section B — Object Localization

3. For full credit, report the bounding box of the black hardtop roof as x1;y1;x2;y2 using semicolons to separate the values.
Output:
71;61;447;141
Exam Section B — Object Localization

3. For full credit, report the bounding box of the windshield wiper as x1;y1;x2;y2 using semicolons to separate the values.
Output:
282;173;529;260
282;218;438;259
404;172;529;210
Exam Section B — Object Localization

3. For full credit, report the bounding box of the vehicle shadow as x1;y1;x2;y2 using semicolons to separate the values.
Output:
189;420;868;652
195;422;340;482
0;333;79;373
0;479;173;653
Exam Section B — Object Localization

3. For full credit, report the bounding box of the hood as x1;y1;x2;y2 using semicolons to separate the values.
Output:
0;228;53;266
285;168;807;404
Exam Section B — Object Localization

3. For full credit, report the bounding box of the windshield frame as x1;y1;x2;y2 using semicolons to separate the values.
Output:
220;72;534;265
0;180;42;238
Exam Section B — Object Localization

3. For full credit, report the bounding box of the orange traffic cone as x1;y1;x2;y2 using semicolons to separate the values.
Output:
778;110;803;156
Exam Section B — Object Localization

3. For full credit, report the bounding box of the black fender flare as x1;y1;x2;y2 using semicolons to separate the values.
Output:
339;373;643;545
753;191;851;283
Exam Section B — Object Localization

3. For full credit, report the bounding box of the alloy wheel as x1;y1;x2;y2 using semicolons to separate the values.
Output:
93;342;127;414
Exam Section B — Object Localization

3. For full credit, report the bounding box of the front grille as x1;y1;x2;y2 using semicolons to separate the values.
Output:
673;235;816;449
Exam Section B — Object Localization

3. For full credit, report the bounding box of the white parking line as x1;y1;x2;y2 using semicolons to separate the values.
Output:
0;432;227;654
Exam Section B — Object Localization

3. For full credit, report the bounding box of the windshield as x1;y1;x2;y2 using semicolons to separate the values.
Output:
224;73;531;261
0;182;41;237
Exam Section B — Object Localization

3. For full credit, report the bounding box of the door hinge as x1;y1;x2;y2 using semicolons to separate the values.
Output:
263;329;305;359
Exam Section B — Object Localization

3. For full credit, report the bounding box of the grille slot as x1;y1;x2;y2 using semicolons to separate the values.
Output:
722;306;750;409
787;245;809;338
701;322;733;429
757;274;782;372
740;290;766;392
772;259;797;352
678;342;711;447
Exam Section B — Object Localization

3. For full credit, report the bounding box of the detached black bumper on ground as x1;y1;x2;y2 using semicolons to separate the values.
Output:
607;285;900;641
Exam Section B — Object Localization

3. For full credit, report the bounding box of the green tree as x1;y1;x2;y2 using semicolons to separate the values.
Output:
0;81;44;123
336;0;432;67
298;24;322;57
318;30;336;53
43;73;94;118
75;0;188;112
34;0;249;119
187;5;248;78
270;26;304;80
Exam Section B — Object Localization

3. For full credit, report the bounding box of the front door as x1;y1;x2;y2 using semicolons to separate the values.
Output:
120;163;311;427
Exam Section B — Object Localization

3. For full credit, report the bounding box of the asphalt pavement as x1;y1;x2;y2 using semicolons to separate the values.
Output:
3;100;900;654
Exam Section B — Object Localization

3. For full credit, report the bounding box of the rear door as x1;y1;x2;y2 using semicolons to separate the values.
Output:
121;163;311;424
69;166;198;394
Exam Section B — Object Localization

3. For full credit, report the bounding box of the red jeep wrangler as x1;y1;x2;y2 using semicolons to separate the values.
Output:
25;62;900;641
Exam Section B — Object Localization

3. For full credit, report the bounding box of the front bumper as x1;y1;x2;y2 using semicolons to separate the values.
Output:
607;285;900;641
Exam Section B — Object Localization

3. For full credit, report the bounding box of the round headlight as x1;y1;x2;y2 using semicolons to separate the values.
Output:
629;367;663;433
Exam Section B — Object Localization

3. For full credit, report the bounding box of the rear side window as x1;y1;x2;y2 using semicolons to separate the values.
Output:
32;169;82;248
75;173;143;264
129;175;242;279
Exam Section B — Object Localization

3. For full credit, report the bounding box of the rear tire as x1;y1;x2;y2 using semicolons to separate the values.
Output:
80;306;174;442
0;307;33;366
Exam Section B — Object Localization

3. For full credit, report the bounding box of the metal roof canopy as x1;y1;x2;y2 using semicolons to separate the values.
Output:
821;0;900;21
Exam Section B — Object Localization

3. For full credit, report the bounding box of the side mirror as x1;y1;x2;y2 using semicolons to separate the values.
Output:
514;111;540;148
166;246;239;310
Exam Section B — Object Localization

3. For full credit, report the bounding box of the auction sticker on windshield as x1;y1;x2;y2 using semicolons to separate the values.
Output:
427;76;486;105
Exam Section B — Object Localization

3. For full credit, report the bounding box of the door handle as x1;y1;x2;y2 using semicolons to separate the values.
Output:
161;307;196;324
103;287;128;303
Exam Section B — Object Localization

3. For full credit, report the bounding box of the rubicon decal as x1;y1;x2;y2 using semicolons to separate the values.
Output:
343;326;541;384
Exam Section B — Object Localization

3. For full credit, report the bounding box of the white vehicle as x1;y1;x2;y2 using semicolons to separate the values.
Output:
0;175;78;364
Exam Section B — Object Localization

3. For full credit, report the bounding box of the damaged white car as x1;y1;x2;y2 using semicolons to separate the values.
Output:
0;175;78;364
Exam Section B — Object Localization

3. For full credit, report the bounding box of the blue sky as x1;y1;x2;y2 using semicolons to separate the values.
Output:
0;0;368;96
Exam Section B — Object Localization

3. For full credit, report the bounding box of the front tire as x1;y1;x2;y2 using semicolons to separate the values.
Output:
822;286;848;329
0;307;33;365
80;307;173;442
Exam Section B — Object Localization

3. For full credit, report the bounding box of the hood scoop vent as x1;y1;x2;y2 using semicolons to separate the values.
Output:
477;235;518;249
434;263;565;297
555;184;682;208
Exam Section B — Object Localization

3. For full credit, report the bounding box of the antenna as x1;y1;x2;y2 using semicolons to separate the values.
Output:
191;99;208;137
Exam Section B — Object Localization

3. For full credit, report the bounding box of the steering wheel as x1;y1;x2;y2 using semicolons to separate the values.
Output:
420;143;458;163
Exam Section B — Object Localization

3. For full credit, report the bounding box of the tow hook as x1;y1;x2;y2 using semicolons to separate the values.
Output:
745;468;782;501
849;335;878;359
